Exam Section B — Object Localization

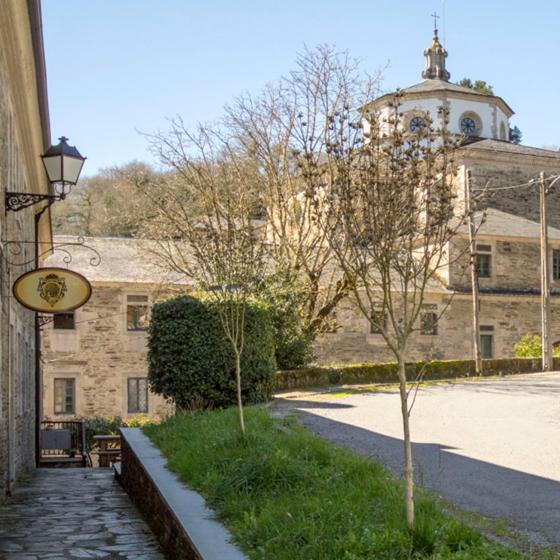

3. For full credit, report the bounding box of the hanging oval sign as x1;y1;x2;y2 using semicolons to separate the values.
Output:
13;267;92;313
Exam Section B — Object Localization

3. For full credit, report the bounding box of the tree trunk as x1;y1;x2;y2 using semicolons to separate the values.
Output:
397;355;414;530
234;351;246;434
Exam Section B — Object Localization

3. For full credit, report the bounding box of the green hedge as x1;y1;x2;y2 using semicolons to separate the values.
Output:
148;294;277;410
276;357;551;391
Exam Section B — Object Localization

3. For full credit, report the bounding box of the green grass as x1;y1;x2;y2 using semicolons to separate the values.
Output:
145;407;526;560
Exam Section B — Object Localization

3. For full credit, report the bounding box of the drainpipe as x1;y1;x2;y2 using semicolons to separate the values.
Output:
34;204;51;468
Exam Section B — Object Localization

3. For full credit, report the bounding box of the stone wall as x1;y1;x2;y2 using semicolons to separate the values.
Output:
0;1;50;494
448;235;560;293
457;153;560;229
314;293;560;364
42;283;175;421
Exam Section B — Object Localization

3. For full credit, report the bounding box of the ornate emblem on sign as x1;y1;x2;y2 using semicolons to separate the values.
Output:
37;273;68;307
13;267;91;313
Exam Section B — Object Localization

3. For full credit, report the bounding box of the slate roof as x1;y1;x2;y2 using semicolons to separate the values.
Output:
459;138;560;159
45;235;190;285
455;208;560;240
366;79;514;116
401;79;488;96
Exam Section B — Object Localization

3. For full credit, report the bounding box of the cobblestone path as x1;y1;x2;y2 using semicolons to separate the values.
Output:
0;469;165;559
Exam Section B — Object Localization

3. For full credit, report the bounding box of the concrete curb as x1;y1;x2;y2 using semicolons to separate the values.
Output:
119;427;247;560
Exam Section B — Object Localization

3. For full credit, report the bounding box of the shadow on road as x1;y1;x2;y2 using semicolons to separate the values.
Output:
293;407;560;551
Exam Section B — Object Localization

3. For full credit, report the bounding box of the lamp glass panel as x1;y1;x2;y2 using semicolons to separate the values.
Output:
62;155;85;184
42;156;62;183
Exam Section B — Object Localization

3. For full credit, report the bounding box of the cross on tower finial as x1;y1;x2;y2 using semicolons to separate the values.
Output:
431;12;440;35
422;12;449;81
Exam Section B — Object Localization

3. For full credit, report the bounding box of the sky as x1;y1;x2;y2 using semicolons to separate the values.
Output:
42;1;560;177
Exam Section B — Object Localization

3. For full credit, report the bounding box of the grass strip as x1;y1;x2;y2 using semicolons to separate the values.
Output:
146;407;525;560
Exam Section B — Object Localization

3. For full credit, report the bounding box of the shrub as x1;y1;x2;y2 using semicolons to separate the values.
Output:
276;357;548;390
257;275;314;369
148;294;277;410
79;415;157;450
514;333;560;358
81;416;122;450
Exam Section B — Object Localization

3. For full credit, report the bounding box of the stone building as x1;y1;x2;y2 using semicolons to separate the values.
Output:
316;27;560;363
0;1;52;493
316;208;560;363
41;237;187;421
42;28;560;420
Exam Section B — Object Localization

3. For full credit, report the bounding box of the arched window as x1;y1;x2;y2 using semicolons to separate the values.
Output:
459;112;482;136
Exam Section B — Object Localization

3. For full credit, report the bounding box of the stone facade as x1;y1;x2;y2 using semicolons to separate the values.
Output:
41;236;189;421
315;293;560;364
0;1;51;494
314;214;560;364
42;283;177;421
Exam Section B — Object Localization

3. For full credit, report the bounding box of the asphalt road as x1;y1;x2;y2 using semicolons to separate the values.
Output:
277;373;560;550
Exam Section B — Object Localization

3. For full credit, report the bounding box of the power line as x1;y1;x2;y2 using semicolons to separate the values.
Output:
473;174;560;192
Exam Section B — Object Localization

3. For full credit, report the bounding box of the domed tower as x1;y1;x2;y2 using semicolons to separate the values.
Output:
422;26;450;81
362;22;514;141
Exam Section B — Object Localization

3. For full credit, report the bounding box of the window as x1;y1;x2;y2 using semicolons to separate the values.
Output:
553;250;560;281
476;244;492;278
480;325;494;359
459;112;481;136
54;378;75;415
128;378;148;413
420;305;438;335
53;312;75;330
370;309;387;334
127;295;149;331
409;116;426;133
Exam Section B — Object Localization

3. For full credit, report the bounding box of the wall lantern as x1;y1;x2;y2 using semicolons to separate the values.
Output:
6;136;86;212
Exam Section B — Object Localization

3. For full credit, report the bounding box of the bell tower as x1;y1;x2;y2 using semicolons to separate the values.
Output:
422;14;450;81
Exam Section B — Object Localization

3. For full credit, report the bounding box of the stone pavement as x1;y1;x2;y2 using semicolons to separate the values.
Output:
0;469;165;559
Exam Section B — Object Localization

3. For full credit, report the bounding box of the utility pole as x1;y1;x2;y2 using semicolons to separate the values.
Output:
540;171;552;371
465;168;482;373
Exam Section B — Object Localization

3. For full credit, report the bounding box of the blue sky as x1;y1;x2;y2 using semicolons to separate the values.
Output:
42;1;560;176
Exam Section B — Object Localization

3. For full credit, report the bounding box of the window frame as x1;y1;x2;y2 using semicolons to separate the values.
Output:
479;325;494;359
127;377;149;414
420;305;438;336
53;377;75;415
553;249;560;281
369;309;388;335
53;312;75;330
458;111;482;136
475;244;492;278
126;294;150;332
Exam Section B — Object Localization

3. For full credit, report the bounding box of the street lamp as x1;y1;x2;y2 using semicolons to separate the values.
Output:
6;136;86;212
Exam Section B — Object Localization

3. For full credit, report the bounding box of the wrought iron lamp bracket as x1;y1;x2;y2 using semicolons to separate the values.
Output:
0;236;101;268
5;191;65;213
37;315;55;328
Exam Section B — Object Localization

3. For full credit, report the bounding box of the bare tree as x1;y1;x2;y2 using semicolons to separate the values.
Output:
223;45;383;341
313;98;470;529
132;127;268;434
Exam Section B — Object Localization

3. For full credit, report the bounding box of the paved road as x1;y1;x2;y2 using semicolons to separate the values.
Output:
277;373;560;551
0;469;164;559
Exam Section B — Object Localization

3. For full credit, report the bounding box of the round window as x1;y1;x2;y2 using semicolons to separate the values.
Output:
409;116;425;133
460;117;477;135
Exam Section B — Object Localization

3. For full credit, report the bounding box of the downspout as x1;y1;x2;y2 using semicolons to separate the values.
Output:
34;203;51;467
